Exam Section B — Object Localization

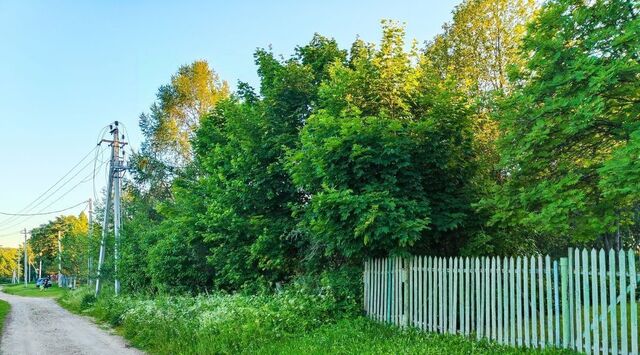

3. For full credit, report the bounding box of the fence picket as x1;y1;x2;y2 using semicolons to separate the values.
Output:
561;258;570;348
582;249;591;354
476;257;482;340
386;258;390;323
530;257;538;348
511;257;516;347
375;259;378;319
575;249;583;352
418;256;423;329
620;250;628;355
553;260;560;347
397;257;401;326
423;256;428;330
609;249;618;355
599;250;608;355
484;257;490;340
465;257;470;336
430;256;435;332
568;248;575;350
440;257;445;333
459;257;464;335
538;255;545;348
491;257;497;341
628;249;638;355
545;255;553;346
590;249;599;355
453;257;458;334
524;257;530;347
517;256;523;346
497;257;503;344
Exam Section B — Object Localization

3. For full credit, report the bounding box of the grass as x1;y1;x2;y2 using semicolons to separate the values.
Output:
57;287;576;355
254;317;575;354
0;299;9;334
1;283;68;298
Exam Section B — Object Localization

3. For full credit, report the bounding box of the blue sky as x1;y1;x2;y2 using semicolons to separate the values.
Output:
0;0;460;247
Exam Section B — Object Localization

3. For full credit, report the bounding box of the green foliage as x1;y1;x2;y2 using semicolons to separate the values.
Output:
59;281;359;355
485;0;640;250
139;60;230;169
289;22;478;264
0;247;19;278
29;213;89;278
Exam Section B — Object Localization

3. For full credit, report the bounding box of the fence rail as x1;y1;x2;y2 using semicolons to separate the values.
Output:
363;248;639;354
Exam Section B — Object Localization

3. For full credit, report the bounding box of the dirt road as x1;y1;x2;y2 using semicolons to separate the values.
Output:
0;290;142;355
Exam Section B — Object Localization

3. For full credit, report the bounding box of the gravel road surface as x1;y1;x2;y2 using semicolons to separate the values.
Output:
0;290;142;355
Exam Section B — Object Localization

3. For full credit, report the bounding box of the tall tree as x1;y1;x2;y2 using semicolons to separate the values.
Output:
485;0;640;251
426;0;536;94
139;60;230;170
289;22;477;264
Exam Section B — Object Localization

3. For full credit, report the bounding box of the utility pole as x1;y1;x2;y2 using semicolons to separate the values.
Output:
38;255;42;279
95;121;126;297
22;228;28;287
58;230;62;286
113;129;122;296
87;198;93;286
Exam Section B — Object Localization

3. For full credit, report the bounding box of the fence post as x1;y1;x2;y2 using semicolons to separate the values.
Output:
560;257;570;348
403;258;409;328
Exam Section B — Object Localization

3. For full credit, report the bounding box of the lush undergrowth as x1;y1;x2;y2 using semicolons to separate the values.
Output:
59;279;359;354
0;299;10;333
59;285;574;355
2;283;67;298
256;317;575;355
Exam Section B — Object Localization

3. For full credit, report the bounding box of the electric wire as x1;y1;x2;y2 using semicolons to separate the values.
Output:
0;126;110;233
0;156;109;234
0;149;106;232
0;145;99;227
0;200;90;217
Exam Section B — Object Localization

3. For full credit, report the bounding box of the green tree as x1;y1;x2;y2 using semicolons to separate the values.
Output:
289;22;478;265
139;60;230;170
0;248;18;279
485;0;640;251
159;35;347;291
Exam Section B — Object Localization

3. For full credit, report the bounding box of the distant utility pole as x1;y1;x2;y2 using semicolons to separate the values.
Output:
58;230;63;286
95;121;127;297
22;228;28;286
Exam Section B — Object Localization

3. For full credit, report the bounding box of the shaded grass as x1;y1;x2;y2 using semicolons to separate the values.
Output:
0;299;9;334
255;317;576;354
2;283;68;298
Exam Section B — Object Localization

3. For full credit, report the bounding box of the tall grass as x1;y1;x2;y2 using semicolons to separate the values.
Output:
59;281;356;354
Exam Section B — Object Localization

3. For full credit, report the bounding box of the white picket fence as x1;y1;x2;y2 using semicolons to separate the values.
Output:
363;248;639;354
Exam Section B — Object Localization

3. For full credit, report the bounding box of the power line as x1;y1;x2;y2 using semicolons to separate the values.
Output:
0;145;99;227
0;125;110;229
0;200;90;216
0;159;108;233
0;155;104;232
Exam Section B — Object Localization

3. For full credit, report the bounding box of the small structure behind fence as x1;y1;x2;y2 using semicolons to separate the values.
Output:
363;248;638;354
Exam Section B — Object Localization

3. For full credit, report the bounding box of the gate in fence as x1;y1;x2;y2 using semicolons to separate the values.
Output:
363;248;639;354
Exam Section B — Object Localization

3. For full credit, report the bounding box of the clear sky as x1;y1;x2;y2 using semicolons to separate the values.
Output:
0;0;460;247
